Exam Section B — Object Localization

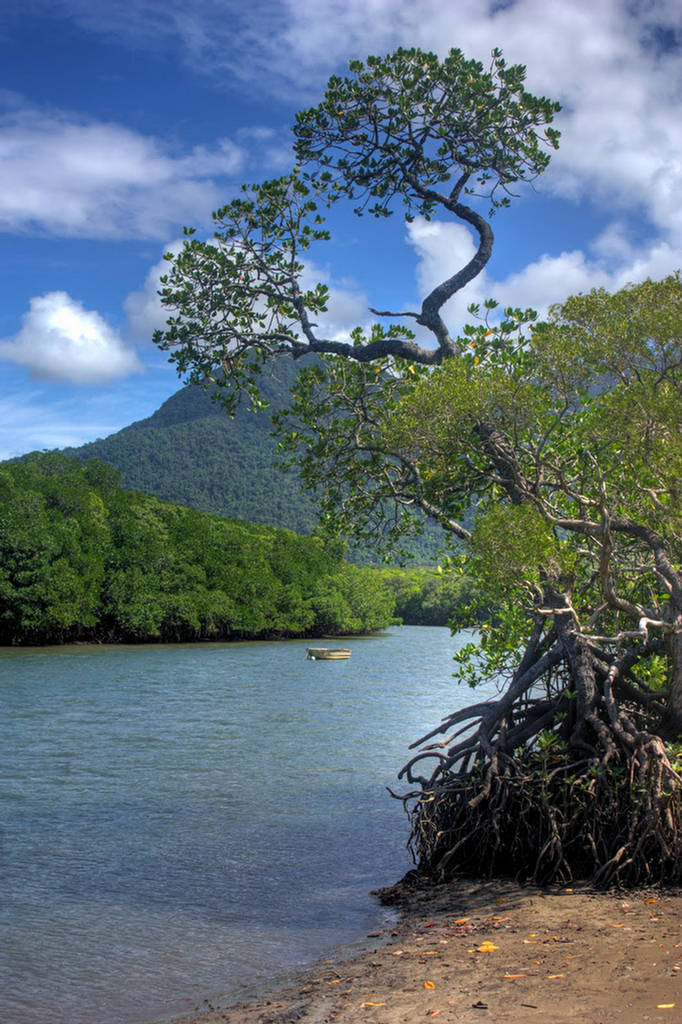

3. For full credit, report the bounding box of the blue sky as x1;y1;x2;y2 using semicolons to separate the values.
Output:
0;0;680;460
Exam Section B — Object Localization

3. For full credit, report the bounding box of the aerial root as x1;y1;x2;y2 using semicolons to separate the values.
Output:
403;738;682;888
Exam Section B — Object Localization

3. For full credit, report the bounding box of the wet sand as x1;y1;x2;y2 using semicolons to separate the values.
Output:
164;874;682;1024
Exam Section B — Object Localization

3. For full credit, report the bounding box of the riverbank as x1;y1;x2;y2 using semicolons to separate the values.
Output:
167;874;682;1024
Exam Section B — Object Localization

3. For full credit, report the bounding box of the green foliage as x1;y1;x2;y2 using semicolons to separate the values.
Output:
153;45;560;404
0;453;395;645
295;47;560;219
376;565;482;626
59;362;444;565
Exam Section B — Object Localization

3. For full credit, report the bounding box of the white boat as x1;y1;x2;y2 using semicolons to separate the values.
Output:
306;647;351;660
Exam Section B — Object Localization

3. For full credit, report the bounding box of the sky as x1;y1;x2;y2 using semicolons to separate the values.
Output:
0;0;680;460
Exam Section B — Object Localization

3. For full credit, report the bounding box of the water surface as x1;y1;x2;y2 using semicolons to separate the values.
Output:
0;626;491;1024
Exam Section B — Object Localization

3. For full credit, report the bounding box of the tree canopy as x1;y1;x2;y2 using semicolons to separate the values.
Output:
154;46;560;402
0;453;396;644
152;44;682;886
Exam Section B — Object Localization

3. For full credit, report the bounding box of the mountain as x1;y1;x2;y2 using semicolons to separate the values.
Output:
64;360;320;536
59;358;448;563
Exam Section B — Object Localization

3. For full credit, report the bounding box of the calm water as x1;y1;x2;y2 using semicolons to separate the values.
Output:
0;626;491;1024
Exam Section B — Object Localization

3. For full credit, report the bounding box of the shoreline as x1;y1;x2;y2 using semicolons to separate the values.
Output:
162;874;682;1024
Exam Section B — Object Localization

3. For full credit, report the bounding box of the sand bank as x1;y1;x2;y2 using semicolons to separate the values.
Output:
166;875;682;1024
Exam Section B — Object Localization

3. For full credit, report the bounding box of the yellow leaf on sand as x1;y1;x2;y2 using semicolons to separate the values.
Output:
361;1002;387;1007
548;974;565;979
657;1004;676;1010
477;942;500;953
424;980;435;990
504;974;526;979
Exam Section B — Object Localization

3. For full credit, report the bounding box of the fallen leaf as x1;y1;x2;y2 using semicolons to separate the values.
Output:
454;917;470;924
424;922;437;928
656;1004;676;1010
477;942;500;953
424;980;435;989
361;1002;387;1007
504;973;527;979
564;888;573;893
326;979;341;985
548;974;565;979
427;1011;441;1017
645;898;658;904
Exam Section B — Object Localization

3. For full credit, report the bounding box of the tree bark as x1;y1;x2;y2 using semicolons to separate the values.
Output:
665;609;682;737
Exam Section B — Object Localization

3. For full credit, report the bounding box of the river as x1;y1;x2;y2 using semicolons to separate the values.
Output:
0;626;495;1024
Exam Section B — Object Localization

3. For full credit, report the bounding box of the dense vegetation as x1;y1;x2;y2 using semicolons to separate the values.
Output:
0;453;396;645
62;361;447;564
379;565;480;627
63;357;320;536
153;42;682;888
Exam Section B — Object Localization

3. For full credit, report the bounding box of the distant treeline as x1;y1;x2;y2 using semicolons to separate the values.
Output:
0;454;398;645
378;566;480;627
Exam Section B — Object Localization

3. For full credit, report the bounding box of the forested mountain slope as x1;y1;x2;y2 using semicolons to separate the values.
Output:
60;359;447;563
64;359;320;536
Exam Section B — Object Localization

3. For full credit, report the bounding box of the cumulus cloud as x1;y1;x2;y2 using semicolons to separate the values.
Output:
407;214;682;333
0;102;245;239
124;243;185;341
40;2;682;273
0;292;144;384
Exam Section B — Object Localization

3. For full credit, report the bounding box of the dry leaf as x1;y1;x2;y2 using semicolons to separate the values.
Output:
326;979;341;985
504;973;527;979
361;1002;387;1007
424;980;435;989
656;1004;676;1009
548;974;565;979
477;942;500;952
454;917;470;924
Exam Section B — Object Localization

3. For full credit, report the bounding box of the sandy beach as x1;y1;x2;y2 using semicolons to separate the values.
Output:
165;874;682;1024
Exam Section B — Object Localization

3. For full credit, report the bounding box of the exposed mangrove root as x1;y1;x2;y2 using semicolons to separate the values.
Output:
395;605;682;888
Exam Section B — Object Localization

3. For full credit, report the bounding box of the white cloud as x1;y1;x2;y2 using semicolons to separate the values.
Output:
0;103;245;239
0;292;144;384
124;242;184;341
407;214;682;332
23;3;682;255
